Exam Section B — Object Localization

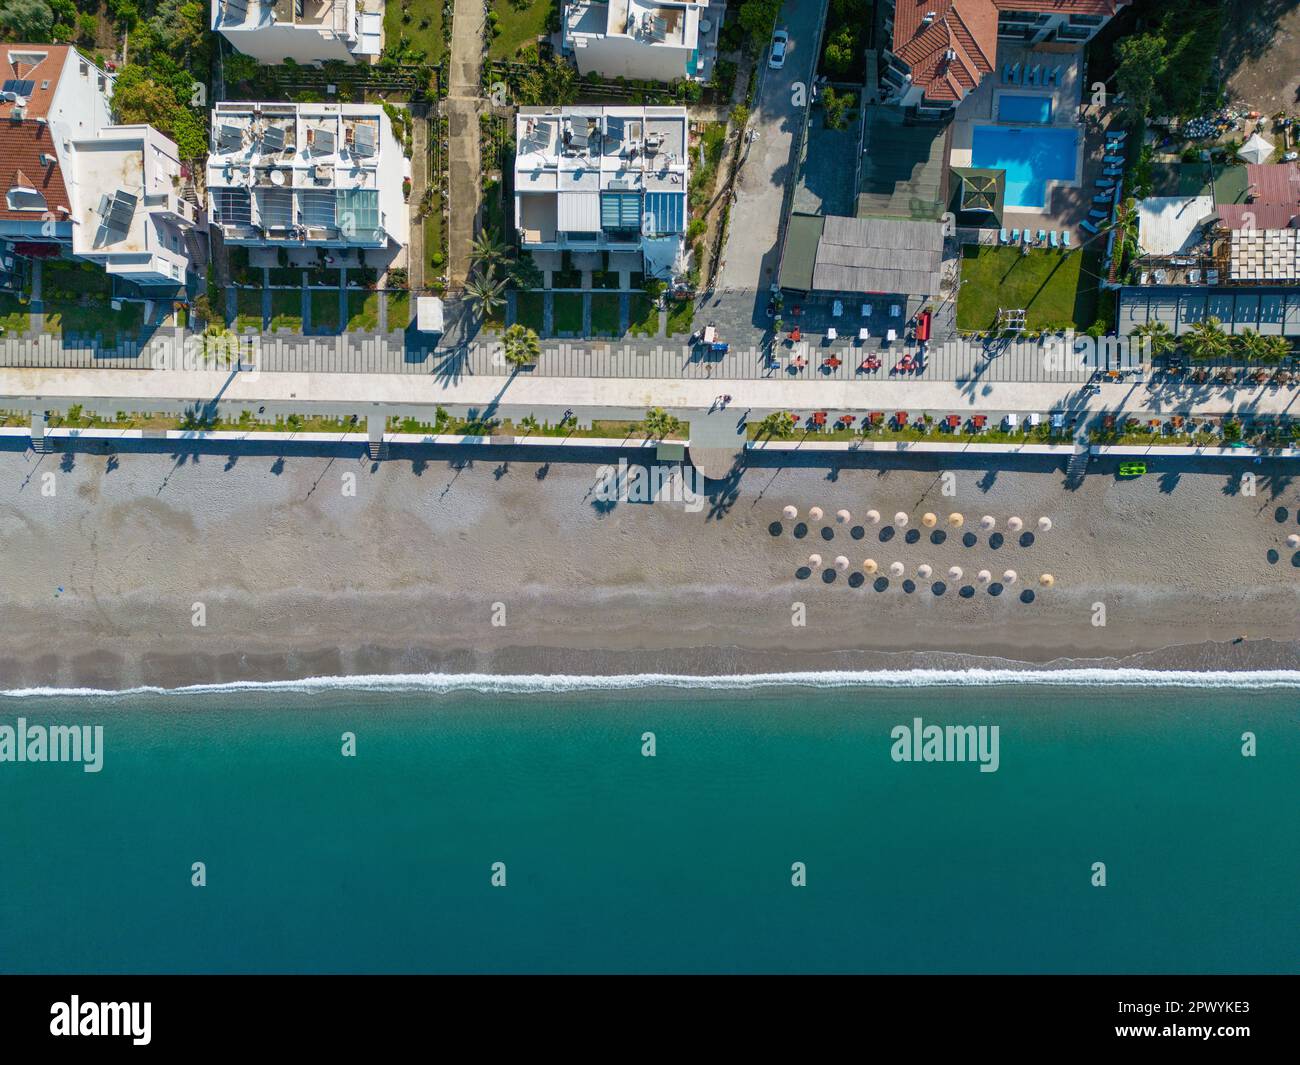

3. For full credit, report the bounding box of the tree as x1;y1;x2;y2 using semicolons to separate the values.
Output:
736;0;782;52
1114;34;1167;122
1233;328;1270;365
501;324;540;367
464;267;507;321
1182;316;1231;363
822;86;852;131
470;229;509;272
1259;335;1293;365
823;25;857;78
643;407;682;440
519;414;539;436
0;0;54;41
508;252;544;291
758;411;794;440
1132;320;1175;361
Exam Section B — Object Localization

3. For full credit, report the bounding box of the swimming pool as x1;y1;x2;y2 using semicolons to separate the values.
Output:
998;93;1052;123
971;125;1078;208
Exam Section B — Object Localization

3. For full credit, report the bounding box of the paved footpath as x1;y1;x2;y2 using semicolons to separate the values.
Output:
446;0;486;287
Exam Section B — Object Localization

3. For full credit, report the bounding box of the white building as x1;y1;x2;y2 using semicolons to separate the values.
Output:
562;0;720;82
514;105;690;278
206;101;407;251
212;0;383;66
66;125;198;285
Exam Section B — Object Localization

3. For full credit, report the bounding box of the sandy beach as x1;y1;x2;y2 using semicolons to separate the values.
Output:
0;439;1296;690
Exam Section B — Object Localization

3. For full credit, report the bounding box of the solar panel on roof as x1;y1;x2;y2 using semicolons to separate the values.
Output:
262;125;286;151
2;79;35;97
314;128;336;154
218;124;243;151
102;190;137;234
353;124;376;156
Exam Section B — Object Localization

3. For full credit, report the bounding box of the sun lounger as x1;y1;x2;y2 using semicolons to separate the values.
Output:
1050;65;1062;86
1062;230;1070;247
1207;269;1219;284
1002;63;1016;84
1089;208;1108;219
1097;178;1114;187
1109;129;1128;140
999;227;1008;244
1103;166;1123;176
1103;155;1125;165
1080;219;1099;234
1049;230;1058;248
1010;228;1020;243
1037;229;1046;243
1093;192;1113;203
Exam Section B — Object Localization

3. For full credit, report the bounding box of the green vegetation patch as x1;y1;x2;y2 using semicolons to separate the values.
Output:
269;290;303;331
665;298;694;337
346;291;380;331
388;291;412;330
589;293;622;336
488;0;555;60
629;294;660;337
514;290;545;332
956;247;1101;332
235;289;264;331
311;289;341;332
552;293;584;334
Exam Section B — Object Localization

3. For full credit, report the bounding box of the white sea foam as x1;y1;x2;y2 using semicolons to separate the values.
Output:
1;668;1298;699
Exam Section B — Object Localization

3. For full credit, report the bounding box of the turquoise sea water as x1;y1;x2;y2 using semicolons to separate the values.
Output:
1;682;1296;974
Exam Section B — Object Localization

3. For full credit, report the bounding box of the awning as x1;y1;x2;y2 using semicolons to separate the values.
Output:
643;192;685;236
601;191;641;230
356;11;383;56
558;191;601;232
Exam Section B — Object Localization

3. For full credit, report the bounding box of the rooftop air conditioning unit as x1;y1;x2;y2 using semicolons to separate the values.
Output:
944;49;956;61
923;12;936;23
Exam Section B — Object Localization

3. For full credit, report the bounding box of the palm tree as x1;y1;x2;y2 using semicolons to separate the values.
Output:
643;407;682;440
758;411;795;440
469;229;510;272
1182;317;1231;364
1258;334;1293;366
519;414;539;437
1131;320;1175;362
464;266;507;322
501;323;540;367
1233;328;1270;366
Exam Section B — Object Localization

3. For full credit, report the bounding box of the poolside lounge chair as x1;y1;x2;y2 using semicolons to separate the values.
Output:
1002;63;1016;84
1207;269;1219;284
1093;192;1113;203
1103;155;1125;165
999;227;1008;244
1080;219;1099;234
1103;166;1123;176
1062;231;1070;247
1010;228;1020;243
1110;129;1128;140
1089;208;1108;220
1037;229;1046;243
1050;66;1062;86
1097;178;1115;188
1049;231;1058;248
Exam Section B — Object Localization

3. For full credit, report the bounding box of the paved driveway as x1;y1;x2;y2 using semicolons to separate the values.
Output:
712;0;829;325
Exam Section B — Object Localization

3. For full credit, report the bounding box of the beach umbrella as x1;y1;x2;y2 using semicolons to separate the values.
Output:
921;512;938;528
783;505;798;519
894;511;909;527
948;566;963;581
889;561;905;577
977;569;992;584
865;509;881;524
834;555;850;572
807;553;822;569
980;515;996;531
1007;516;1024;532
809;506;824;521
836;508;852;524
863;558;879;574
1003;569;1018;585
948;512;965;527
1287;533;1300;549
1039;573;1055;587
917;563;933;579
1038;516;1052;532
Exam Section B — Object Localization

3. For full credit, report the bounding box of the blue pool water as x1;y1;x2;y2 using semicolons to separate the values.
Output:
998;93;1052;124
971;124;1078;208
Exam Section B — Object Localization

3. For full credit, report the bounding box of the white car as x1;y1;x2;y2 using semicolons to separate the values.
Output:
769;29;788;70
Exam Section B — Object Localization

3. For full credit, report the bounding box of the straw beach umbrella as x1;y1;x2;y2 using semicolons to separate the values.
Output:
834;555;850;572
809;506;824;521
1038;517;1052;532
948;566;963;581
836;509;852;524
1039;573;1055;587
894;511;909;527
783;505;798;519
807;553;822;569
863;558;879;575
889;561;905;577
865;509;881;524
921;512;938;528
1007;516;1024;532
1287;534;1300;549
948;512;965;527
980;515;996;531
917;563;933;579
1003;569;1018;585
977;569;992;584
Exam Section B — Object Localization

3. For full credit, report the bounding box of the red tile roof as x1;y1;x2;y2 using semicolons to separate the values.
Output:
0;119;71;223
890;1;1130;105
0;44;70;121
1217;163;1300;231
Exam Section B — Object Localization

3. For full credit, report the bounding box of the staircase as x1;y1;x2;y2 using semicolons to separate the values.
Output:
366;414;387;460
1064;444;1090;488
30;412;50;453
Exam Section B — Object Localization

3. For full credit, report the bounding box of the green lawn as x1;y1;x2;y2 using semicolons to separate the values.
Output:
629;294;660;337
589;293;621;336
515;290;545;332
311;289;341;331
956;246;1101;332
488;0;554;60
235;289;264;331
552;293;584;334
346;291;380;331
44;300;144;338
388;291;412;330
665;298;694;337
268;267;302;286
384;0;446;64
40;259;111;299
269;290;303;331
0;294;28;334
424;205;444;278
